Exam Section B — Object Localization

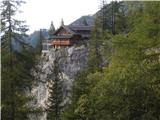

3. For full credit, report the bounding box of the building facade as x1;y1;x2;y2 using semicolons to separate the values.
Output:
49;25;91;47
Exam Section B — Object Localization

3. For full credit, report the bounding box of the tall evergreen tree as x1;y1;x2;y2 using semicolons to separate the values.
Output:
35;29;44;55
99;1;128;34
100;0;107;32
1;0;40;119
47;57;63;120
88;16;104;73
1;0;29;46
62;18;104;120
48;21;55;37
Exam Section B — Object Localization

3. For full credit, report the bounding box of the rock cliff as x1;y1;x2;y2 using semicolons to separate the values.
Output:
29;45;88;120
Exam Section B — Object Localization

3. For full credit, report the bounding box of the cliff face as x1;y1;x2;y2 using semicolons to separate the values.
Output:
29;45;88;120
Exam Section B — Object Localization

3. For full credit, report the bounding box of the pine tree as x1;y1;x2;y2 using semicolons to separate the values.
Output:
48;21;55;37
100;0;107;32
35;29;44;55
47;57;63;120
62;18;104;120
1;0;40;119
99;1;128;34
111;1;115;35
1;0;29;46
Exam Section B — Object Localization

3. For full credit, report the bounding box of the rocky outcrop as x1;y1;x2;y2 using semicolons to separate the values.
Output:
29;45;88;120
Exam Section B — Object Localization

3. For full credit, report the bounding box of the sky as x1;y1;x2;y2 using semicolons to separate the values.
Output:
16;0;112;34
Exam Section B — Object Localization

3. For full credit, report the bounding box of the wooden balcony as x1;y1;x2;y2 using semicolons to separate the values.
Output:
51;39;73;46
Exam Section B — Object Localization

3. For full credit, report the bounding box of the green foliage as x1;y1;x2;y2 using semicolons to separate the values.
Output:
1;0;41;119
1;47;38;120
62;1;160;120
98;1;129;34
61;70;89;120
47;57;63;120
35;29;44;56
1;0;29;42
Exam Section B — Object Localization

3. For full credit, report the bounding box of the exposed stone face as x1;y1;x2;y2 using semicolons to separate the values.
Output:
29;45;88;120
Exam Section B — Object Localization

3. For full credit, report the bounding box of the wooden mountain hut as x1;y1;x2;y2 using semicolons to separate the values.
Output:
49;25;91;47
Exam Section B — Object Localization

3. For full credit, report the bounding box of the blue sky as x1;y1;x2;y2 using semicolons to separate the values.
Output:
16;0;112;33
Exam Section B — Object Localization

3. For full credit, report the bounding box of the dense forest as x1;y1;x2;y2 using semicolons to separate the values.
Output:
61;1;160;120
1;0;160;120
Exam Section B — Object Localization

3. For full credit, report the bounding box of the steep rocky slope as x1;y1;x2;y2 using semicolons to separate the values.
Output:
29;45;88;120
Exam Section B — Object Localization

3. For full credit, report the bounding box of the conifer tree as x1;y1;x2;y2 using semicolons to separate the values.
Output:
62;18;103;120
35;29;44;55
47;57;63;120
88;17;103;72
48;21;55;37
100;0;107;32
111;1;116;35
99;1;128;34
1;0;40;119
